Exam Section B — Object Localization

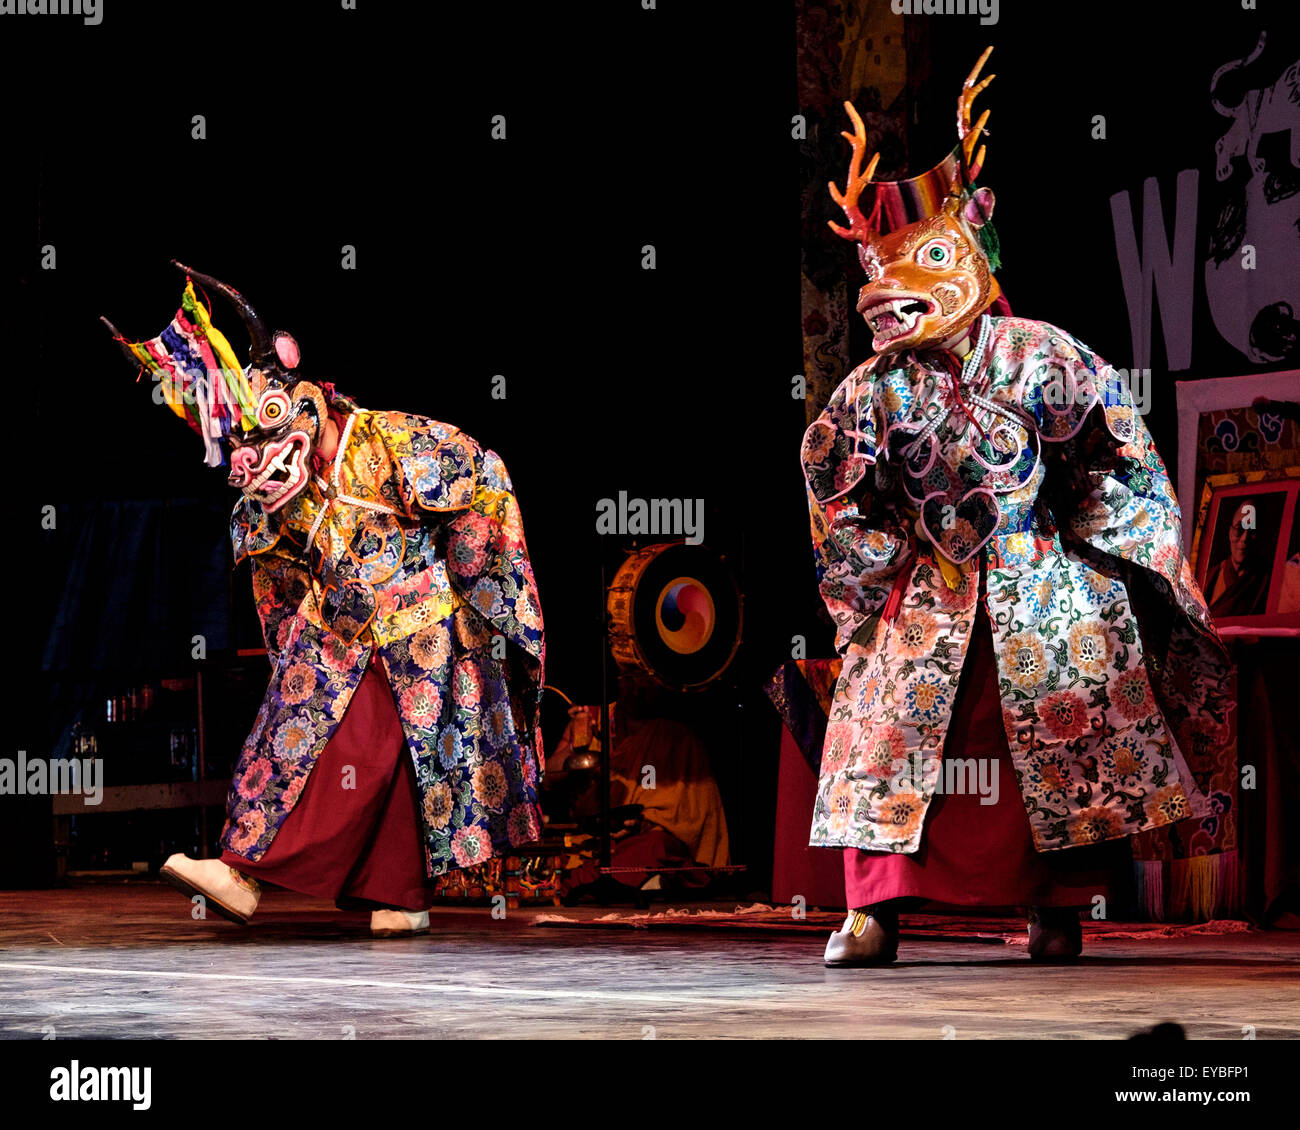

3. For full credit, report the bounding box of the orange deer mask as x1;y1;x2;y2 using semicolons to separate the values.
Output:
829;47;1004;356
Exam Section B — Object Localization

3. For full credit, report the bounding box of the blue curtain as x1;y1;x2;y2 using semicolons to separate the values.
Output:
41;497;233;676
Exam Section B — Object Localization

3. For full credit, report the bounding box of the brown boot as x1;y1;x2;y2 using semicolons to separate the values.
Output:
1027;905;1083;961
824;904;900;967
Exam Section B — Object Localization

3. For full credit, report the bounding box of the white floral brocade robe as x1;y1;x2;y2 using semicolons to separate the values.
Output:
800;315;1234;855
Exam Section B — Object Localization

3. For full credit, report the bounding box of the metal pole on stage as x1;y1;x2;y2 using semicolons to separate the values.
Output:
598;549;611;873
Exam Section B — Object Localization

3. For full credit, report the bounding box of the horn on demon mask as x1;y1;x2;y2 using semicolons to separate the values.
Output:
101;266;327;514
170;259;279;371
828;46;1005;355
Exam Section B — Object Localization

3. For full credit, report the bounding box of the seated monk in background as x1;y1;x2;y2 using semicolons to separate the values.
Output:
546;674;730;895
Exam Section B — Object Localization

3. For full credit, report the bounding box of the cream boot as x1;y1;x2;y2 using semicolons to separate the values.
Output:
159;854;261;924
370;909;431;937
823;906;900;966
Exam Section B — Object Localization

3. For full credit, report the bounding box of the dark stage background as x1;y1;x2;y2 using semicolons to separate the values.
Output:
5;2;1297;891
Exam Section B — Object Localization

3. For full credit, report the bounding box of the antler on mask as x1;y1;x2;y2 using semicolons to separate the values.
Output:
828;46;1003;357
957;45;995;185
827;101;883;248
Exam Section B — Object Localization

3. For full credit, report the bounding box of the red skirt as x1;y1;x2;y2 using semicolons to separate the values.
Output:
843;597;1122;910
221;651;431;912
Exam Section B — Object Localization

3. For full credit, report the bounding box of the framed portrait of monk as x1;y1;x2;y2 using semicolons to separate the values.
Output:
1175;372;1300;556
1190;468;1300;635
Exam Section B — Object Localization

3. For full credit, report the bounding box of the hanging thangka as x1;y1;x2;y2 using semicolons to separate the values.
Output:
797;0;913;425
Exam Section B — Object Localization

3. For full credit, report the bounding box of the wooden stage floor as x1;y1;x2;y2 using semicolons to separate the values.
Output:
1;886;1297;1040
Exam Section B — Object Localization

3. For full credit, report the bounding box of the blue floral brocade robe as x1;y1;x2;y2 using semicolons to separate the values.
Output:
223;407;545;876
800;315;1233;855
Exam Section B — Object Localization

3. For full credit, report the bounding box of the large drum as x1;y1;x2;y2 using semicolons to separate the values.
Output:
606;542;742;692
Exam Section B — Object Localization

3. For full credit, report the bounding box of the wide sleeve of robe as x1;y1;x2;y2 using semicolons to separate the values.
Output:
1019;323;1235;800
367;412;546;727
230;496;314;665
801;361;915;655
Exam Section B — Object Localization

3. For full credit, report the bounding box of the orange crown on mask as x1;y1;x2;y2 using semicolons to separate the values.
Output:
828;46;1004;355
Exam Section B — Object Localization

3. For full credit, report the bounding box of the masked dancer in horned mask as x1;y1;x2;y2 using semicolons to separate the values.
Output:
103;262;545;936
802;49;1233;965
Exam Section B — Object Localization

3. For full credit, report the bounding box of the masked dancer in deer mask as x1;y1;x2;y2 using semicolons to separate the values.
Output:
802;49;1234;965
103;263;544;936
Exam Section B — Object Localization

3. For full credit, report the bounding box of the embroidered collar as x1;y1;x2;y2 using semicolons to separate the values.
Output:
304;412;400;548
901;314;993;455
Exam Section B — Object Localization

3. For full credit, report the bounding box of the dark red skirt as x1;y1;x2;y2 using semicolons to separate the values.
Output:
221;651;431;912
843;598;1122;910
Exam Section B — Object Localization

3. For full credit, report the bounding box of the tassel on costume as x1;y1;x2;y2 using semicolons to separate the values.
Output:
1171;855;1221;923
1134;852;1239;922
1132;859;1165;922
936;549;964;591
1216;850;1241;916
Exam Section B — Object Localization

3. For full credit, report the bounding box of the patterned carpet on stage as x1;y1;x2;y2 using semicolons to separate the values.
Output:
534;905;1255;944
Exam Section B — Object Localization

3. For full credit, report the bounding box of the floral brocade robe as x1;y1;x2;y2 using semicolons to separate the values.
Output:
800;315;1234;855
223;407;545;876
